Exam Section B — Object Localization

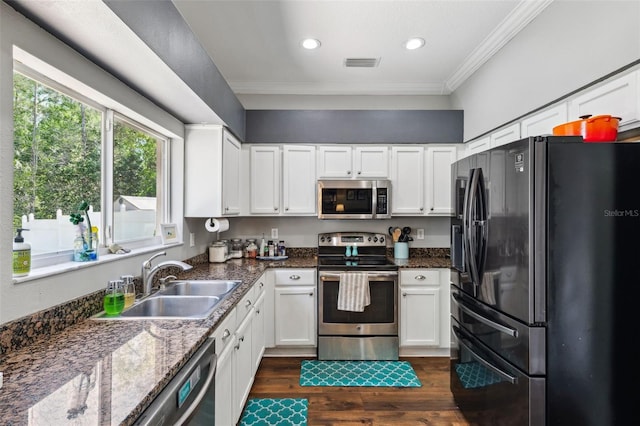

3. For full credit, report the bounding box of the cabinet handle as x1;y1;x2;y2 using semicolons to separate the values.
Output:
289;275;300;280
245;300;252;307
430;207;434;211
259;282;264;288
347;170;352;175
402;292;407;297
285;207;289;211
234;343;240;350
225;206;229;211
415;275;426;280
420;207;424;211
239;336;245;342
256;308;260;314
274;207;278;211
357;171;361;175
222;329;231;340
309;292;314;296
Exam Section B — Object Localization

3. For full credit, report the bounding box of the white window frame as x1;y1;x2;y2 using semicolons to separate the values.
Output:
13;62;172;270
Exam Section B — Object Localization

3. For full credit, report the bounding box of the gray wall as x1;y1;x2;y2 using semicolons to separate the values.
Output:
103;0;246;140
246;109;463;143
452;0;640;141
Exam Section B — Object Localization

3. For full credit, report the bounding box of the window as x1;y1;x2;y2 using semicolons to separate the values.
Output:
13;67;169;268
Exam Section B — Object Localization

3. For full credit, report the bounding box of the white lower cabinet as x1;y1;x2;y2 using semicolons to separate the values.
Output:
213;307;236;426
274;269;317;347
251;291;266;375
233;308;254;422
399;269;450;352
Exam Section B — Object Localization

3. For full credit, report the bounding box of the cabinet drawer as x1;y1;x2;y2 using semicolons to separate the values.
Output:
236;286;257;328
274;269;316;285
254;275;266;297
212;306;237;354
400;269;441;286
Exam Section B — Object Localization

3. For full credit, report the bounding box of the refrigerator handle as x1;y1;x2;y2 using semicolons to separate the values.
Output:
452;292;518;337
475;168;489;282
466;168;481;288
453;326;518;384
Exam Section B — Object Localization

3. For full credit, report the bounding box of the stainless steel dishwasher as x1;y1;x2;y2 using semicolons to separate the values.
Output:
134;336;216;425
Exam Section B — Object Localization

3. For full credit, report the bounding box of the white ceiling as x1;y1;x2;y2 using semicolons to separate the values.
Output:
172;0;553;96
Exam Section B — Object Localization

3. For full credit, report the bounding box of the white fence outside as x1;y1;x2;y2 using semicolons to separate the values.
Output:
21;206;156;256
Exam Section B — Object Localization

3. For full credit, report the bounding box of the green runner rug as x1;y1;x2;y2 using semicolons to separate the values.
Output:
299;360;422;387
239;398;308;426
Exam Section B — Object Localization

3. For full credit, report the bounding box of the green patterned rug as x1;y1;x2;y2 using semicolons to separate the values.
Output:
239;398;308;426
299;360;422;387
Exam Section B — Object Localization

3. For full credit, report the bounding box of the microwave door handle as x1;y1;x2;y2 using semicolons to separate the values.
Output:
453;326;517;384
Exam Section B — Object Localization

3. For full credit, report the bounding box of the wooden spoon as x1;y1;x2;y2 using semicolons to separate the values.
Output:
392;228;402;242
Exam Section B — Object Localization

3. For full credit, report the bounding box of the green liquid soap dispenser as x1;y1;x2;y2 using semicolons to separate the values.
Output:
12;228;31;277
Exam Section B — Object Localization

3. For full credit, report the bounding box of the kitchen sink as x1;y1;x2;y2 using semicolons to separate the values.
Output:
157;280;242;297
93;295;220;320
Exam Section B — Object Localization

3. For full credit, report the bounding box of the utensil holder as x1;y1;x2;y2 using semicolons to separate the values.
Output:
394;242;409;259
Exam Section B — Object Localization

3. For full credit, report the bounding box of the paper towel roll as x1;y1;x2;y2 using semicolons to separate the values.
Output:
205;218;229;233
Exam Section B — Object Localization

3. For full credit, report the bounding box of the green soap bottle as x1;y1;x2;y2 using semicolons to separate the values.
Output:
12;228;31;277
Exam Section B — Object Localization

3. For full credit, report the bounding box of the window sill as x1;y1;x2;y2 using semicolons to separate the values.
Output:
12;242;183;284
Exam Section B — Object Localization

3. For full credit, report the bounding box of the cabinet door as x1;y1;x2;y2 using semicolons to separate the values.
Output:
215;339;235;426
250;145;281;214
251;292;266;375
425;146;456;216
391;146;425;215
283;145;316;214
466;136;490;155
400;286;440;347
490;123;520;148
317;146;352;178
569;71;640;128
354;146;389;178
233;310;254;423
274;285;316;346
222;130;242;215
520;103;568;137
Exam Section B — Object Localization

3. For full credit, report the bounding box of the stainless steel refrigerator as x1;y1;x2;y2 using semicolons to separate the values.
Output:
449;135;640;426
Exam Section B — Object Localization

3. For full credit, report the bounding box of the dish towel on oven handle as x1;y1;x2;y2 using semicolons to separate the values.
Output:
337;272;370;312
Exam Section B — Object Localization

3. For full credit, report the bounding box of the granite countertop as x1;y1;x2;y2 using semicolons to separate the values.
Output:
0;254;449;425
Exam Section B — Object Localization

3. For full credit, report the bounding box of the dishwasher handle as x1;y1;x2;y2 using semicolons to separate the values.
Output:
175;352;217;425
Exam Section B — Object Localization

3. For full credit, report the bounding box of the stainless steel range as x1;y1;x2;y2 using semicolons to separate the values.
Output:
317;232;399;360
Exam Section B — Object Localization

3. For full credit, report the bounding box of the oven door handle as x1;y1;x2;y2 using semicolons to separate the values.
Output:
319;271;398;280
453;325;517;384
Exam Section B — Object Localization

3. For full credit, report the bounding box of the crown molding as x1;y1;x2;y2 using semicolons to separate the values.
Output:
445;0;554;92
229;81;450;96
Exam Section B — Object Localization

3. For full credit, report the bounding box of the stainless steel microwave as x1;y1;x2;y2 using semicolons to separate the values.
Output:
317;180;391;219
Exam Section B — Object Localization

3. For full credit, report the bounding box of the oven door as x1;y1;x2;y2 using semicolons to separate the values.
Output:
318;270;398;335
451;318;545;426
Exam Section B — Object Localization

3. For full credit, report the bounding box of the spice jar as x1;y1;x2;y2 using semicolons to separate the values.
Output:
230;238;243;258
246;240;258;258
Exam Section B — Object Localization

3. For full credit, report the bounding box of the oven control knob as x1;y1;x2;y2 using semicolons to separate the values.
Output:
368;237;372;242
380;236;385;243
373;237;378;242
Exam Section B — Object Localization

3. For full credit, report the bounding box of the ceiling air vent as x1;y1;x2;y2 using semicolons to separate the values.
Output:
344;57;380;68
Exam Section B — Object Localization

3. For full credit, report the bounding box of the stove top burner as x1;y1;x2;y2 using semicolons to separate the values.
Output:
317;231;398;270
317;256;397;269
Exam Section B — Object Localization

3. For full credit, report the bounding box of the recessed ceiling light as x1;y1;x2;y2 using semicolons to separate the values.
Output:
301;38;321;50
405;37;425;50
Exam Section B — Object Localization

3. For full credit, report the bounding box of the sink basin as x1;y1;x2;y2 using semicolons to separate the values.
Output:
93;296;220;320
158;280;242;297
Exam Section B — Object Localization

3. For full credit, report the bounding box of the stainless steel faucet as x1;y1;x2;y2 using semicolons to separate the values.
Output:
141;251;193;297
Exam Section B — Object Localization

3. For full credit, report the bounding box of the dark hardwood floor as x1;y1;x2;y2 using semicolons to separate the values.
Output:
246;357;472;425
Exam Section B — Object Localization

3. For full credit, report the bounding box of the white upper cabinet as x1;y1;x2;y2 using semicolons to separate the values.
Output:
184;125;241;217
490;123;520;148
282;145;316;214
249;145;316;215
317;145;389;179
391;146;425;215
425;146;457;216
520;103;568;137
353;146;389;178
465;136;490;156
250;145;281;214
568;70;640;129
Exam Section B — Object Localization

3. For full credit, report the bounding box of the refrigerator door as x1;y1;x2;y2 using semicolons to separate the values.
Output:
455;138;534;325
450;317;545;426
